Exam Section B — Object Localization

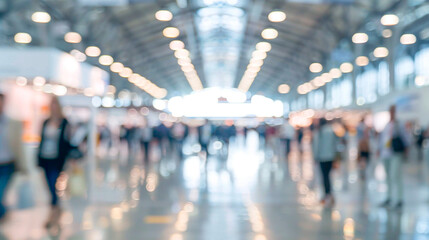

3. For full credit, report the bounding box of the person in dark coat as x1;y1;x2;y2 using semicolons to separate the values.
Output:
38;96;74;228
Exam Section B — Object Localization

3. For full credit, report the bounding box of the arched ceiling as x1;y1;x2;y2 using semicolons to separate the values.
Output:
0;0;402;100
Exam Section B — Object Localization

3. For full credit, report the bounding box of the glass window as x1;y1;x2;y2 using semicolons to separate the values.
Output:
340;76;352;106
378;61;390;95
415;48;429;86
395;56;414;90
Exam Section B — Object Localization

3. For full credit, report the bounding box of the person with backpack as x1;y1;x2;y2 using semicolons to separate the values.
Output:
378;105;410;209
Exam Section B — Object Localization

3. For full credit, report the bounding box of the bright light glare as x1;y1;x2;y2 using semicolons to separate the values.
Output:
352;33;368;44
170;40;185;50
256;42;272;52
163;27;180;38
309;63;323;73
155;10;173;21
381;14;399;26
340;62;353;73
261;28;278;40
168;88;282;118
278;84;290;94
400;34;416;45
373;47;389;58
268;11;286;22
32;12;51;23
355;56;369;66
99;55;114;66
14;33;32;44
85;46;101;57
153;99;167;110
64;32;82;43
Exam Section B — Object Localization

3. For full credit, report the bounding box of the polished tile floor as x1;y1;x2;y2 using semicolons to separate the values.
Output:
2;131;429;240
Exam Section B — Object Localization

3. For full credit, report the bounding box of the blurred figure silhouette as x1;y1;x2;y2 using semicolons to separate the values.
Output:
358;128;371;180
0;94;17;220
313;118;339;207
38;96;75;228
170;122;188;160
279;118;295;159
379;105;410;209
139;119;153;165
198;120;212;157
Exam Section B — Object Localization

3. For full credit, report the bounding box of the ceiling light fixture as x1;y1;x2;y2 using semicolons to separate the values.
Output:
155;10;173;21
268;11;286;23
64;32;82;43
261;28;278;40
163;27;180;38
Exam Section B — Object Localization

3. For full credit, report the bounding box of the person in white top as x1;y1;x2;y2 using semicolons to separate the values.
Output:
279;118;295;157
379;105;410;208
313;118;339;207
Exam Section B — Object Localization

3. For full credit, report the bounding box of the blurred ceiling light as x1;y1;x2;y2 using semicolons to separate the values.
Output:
84;88;95;97
256;42;272;52
329;68;342;78
400;34;416;45
313;76;325;87
373;47;389;58
33;76;46;87
128;74;140;83
174;49;190;59
415;76;426;86
107;85;116;94
297;85;307;95
278;84;290;94
163;27;180;38
99;55;114;66
155;10;173;21
14;32;32;44
64;32;82;43
16;77;28;86
355;56;369;66
85;46;101;57
181;65;195;73
381;14;399;26
249;60;264;67
340;62;353;73
157;88;168;99
31;12;51;23
309;63;323;73
119;67;133;78
169;40;185;50
321;73;332;83
252;50;267;60
70;49;86;62
53;85;67;96
261;28;278;40
352;33;368;44
382;29;393;38
268;11;286;22
110;62;124;73
178;59;191;66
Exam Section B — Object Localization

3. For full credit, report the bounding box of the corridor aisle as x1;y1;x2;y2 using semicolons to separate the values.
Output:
2;133;429;240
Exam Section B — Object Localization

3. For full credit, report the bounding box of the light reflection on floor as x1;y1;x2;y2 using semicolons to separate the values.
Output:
2;131;429;240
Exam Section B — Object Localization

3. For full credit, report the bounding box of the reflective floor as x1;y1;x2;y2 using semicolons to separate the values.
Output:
2;131;429;240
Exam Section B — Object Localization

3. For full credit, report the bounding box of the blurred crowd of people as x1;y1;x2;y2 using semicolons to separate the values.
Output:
1;91;429;228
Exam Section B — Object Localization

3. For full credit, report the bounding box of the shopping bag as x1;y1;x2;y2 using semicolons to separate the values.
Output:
17;176;35;209
68;165;86;197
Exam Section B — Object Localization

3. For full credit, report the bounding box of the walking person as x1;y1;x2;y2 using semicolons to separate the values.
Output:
379;105;410;209
313;118;339;207
0;93;22;221
38;96;74;227
140;120;153;166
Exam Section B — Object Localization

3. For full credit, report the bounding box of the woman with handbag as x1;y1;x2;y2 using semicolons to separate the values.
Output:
38;96;74;227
